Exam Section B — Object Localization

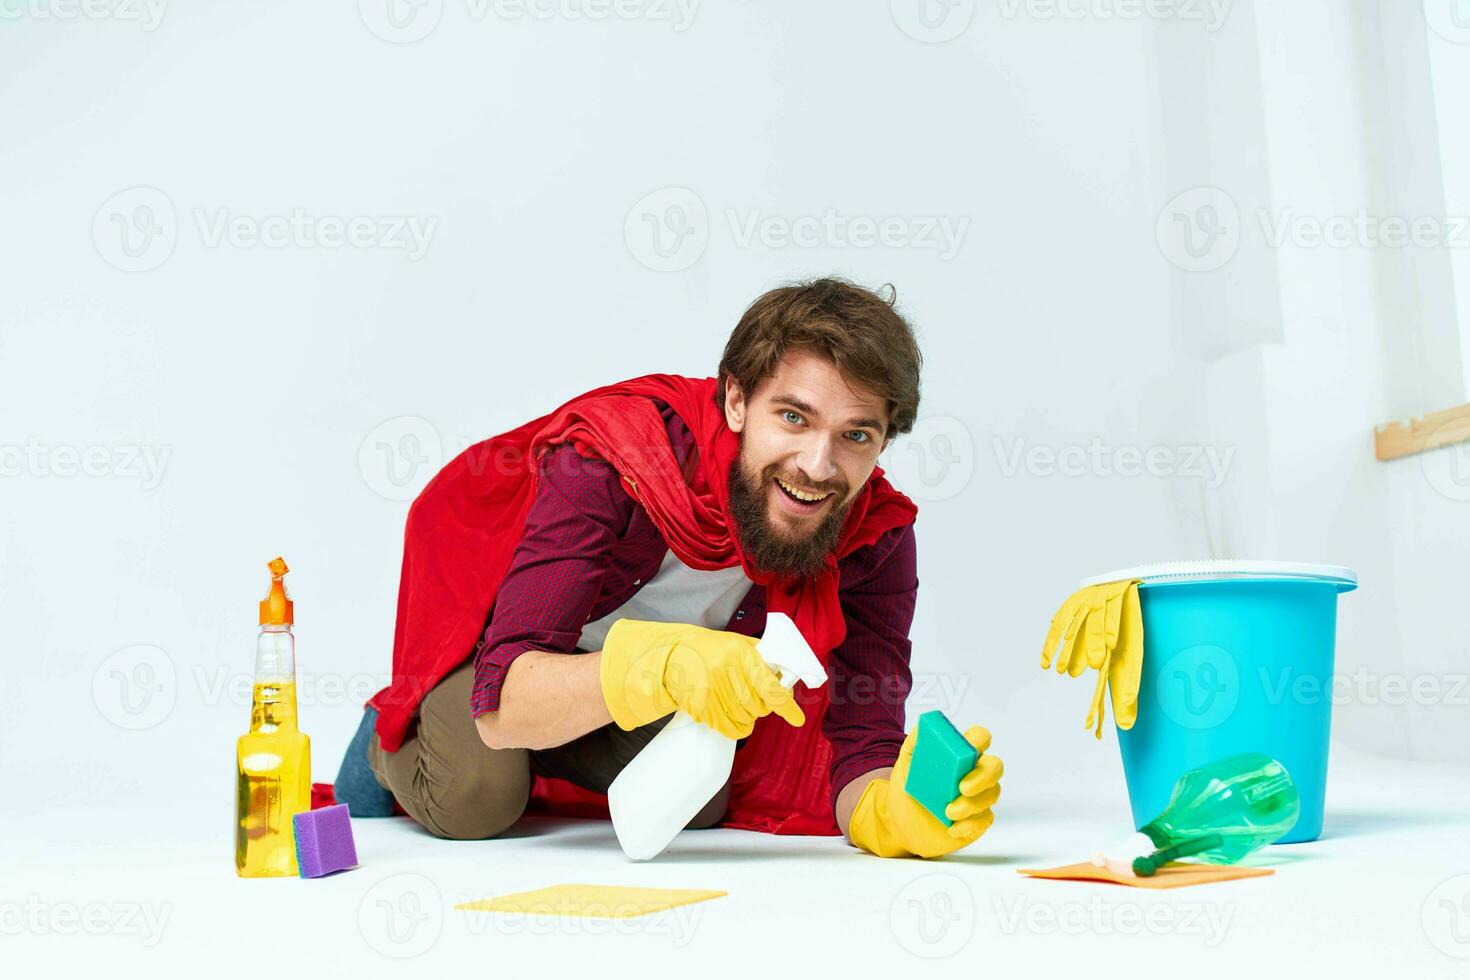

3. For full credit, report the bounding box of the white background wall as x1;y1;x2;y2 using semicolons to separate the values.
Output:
2;0;1465;828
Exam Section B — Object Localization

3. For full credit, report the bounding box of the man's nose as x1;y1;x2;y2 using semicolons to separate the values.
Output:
794;439;838;485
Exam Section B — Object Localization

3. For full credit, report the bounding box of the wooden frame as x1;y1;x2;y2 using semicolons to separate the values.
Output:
1375;403;1470;461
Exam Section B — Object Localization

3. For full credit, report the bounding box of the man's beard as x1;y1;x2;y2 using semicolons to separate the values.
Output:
726;452;851;580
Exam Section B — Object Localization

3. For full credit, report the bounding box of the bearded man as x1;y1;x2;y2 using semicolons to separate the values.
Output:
336;278;1003;859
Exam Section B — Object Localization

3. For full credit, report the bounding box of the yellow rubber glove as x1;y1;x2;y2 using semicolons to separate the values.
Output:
848;725;1003;859
1039;580;1143;737
599;619;805;739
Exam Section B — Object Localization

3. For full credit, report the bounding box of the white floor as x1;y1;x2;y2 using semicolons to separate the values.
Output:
7;745;1470;977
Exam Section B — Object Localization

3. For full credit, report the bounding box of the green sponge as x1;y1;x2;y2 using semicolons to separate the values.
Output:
903;710;979;826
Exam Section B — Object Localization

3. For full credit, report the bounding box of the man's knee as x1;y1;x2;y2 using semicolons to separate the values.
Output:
389;660;534;840
369;707;534;840
419;764;531;840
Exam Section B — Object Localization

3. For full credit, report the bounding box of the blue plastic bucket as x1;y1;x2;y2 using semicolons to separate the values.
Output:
1095;561;1357;844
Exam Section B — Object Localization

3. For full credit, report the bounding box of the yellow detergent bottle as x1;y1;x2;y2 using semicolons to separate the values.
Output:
235;557;311;877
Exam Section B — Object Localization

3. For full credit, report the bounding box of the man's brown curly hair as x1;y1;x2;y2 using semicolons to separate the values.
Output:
715;277;923;442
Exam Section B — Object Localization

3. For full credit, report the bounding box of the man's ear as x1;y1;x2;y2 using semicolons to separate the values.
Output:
723;378;747;434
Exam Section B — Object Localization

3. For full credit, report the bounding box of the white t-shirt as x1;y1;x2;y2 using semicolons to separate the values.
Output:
576;548;753;651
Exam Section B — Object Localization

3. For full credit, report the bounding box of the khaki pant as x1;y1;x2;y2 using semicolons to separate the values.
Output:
368;658;730;840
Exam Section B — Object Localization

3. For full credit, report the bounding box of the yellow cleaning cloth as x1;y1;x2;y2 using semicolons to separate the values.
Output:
1019;862;1273;889
455;884;727;919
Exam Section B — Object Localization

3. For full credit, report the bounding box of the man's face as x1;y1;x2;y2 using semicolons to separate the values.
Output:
723;349;890;579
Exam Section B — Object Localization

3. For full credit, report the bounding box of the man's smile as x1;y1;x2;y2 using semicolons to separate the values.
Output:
771;474;836;516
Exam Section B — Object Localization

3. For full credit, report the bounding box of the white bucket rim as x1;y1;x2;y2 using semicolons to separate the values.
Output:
1081;559;1357;590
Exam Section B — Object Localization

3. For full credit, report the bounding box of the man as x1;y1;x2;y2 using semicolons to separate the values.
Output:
343;277;1003;859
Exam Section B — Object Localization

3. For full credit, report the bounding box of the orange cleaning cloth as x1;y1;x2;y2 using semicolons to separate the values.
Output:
1019;862;1274;889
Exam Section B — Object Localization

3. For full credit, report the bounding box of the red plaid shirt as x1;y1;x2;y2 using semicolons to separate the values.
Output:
470;400;917;810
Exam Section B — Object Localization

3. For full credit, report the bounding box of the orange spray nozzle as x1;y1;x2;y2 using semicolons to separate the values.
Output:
259;556;294;625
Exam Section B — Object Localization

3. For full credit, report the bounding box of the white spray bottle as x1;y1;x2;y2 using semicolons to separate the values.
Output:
607;612;827;861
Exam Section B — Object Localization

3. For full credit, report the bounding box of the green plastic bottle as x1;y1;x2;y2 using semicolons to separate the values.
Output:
1093;753;1300;877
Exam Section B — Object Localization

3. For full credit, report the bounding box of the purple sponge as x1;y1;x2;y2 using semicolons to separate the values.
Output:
293;804;358;878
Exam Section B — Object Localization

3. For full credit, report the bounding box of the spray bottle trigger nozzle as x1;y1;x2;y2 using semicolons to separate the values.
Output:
756;612;828;690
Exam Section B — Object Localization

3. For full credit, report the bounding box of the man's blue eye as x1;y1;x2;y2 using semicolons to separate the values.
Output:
848;431;870;444
782;410;803;425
